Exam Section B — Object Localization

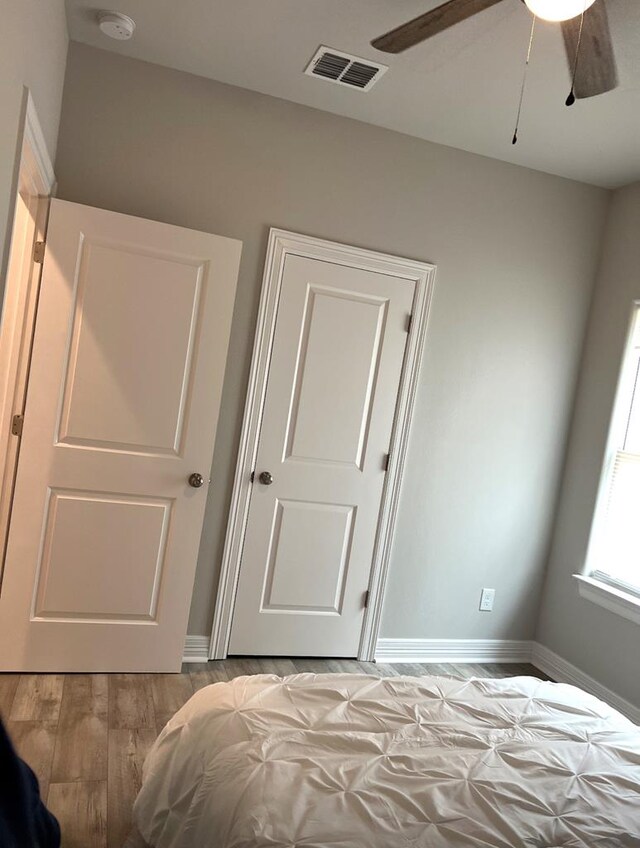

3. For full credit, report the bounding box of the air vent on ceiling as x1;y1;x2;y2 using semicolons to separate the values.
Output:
304;47;388;92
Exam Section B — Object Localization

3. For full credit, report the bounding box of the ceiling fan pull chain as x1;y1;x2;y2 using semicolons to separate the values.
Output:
566;7;586;106
512;15;537;145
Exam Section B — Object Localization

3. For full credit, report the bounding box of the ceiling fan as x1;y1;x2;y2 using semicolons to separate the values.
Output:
371;0;618;100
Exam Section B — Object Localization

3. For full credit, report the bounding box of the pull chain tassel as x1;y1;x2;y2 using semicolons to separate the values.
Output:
512;15;537;145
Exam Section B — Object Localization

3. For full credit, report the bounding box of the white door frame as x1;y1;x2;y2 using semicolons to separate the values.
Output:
0;91;55;584
209;229;436;661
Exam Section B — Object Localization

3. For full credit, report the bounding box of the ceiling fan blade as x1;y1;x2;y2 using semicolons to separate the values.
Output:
371;0;507;53
562;0;618;98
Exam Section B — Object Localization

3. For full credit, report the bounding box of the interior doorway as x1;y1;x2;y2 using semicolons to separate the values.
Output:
210;229;436;661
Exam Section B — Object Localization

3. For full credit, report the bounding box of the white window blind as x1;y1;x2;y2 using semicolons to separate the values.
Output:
591;307;640;596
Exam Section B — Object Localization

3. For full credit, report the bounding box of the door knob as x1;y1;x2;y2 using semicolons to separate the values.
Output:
258;471;273;485
188;473;205;488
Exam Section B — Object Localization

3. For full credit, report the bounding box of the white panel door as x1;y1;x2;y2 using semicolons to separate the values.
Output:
229;255;414;656
0;199;241;671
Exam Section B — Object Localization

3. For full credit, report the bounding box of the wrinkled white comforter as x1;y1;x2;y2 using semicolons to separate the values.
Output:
133;673;640;847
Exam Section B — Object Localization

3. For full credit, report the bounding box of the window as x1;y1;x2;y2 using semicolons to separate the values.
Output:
577;303;640;619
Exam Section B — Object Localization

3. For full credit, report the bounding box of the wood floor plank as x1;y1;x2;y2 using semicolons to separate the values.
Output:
149;673;193;716
255;658;298;677
51;675;109;783
183;661;211;674
464;663;492;678
189;663;230;693
446;664;465;677
48;780;107;848
52;715;108;783
223;658;268;678
484;663;511;678
292;659;339;674
0;673;20;718
352;661;383;677
7;720;57;798
107;729;156;848
219;659;245;679
204;661;232;680
189;672;215;693
369;663;400;677
109;675;155;731
443;663;473;678
391;662;428;677
324;659;362;675
60;674;109;716
412;664;450;677
342;660;367;673
431;664;452;676
149;673;193;736
526;663;553;681
10;675;65;722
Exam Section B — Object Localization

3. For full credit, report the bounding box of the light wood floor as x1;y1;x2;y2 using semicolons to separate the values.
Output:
0;658;548;848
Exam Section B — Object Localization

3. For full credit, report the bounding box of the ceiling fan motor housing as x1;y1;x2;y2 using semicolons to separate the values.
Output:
524;0;597;22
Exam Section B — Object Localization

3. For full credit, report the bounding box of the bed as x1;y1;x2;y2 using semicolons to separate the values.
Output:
130;673;640;847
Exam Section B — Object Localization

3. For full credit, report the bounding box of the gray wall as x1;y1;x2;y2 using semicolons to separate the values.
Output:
0;1;68;283
536;182;640;706
55;43;609;641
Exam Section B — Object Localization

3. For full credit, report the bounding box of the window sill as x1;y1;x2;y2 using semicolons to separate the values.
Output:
573;574;640;625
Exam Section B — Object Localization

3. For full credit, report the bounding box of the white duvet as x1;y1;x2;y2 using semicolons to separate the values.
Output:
133;673;640;847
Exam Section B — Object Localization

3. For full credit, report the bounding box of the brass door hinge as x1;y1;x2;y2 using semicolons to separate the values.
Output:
11;413;24;437
405;313;413;333
363;589;370;609
33;241;45;264
383;453;390;471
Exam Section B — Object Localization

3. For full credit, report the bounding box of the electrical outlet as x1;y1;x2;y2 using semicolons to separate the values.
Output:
479;588;495;612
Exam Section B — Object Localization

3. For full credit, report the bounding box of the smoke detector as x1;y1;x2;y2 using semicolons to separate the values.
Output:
98;11;136;40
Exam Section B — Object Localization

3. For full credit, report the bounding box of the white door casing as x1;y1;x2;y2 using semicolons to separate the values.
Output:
226;233;436;658
0;93;55;586
0;199;241;671
211;231;435;661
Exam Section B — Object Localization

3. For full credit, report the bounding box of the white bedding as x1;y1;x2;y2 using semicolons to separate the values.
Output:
133;673;640;847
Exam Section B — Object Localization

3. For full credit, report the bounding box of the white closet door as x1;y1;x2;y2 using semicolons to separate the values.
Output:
0;199;241;671
230;254;414;656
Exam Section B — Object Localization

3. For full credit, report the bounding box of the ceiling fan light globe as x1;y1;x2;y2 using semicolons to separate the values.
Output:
524;0;597;22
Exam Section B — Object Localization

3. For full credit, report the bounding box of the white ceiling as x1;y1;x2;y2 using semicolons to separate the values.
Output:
65;0;640;188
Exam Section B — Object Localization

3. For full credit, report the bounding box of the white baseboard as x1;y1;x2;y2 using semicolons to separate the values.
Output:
182;635;210;663
531;643;640;725
375;638;532;664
